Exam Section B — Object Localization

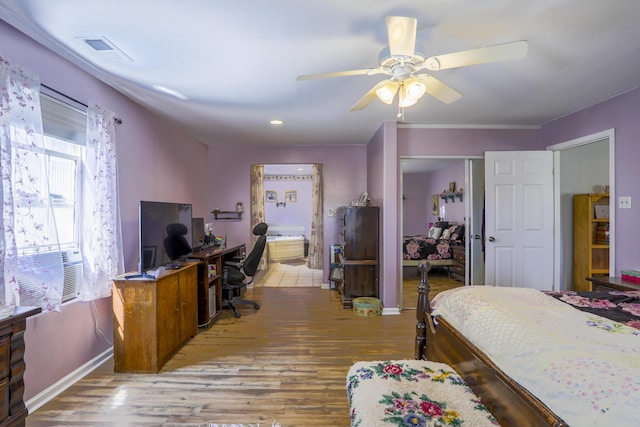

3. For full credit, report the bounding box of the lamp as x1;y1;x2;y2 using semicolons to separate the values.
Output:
398;78;426;108
375;81;399;104
375;77;426;108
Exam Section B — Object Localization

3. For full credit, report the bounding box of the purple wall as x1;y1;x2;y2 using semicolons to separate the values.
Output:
402;171;430;235
541;89;640;274
0;21;210;401
263;178;312;237
403;161;465;236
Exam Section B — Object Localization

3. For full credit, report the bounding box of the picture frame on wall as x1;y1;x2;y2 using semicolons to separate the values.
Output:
448;181;456;194
431;195;439;215
285;190;297;203
266;190;277;203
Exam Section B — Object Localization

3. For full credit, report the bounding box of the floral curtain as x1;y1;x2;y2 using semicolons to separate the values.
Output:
0;56;65;311
80;104;124;300
250;164;267;270
306;164;324;269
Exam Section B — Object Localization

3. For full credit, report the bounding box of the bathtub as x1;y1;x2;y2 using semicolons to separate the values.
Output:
267;235;305;262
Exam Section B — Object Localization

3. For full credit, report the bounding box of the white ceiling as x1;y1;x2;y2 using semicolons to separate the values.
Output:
1;1;640;148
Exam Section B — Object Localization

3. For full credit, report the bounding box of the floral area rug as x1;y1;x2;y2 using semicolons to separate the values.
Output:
347;360;497;427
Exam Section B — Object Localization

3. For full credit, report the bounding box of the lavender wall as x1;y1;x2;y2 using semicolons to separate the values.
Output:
541;88;640;274
402;171;430;235
0;21;210;401
429;161;465;225
403;161;465;236
263;178;312;237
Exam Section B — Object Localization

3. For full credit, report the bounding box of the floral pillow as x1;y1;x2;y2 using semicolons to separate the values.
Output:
427;226;443;239
441;225;458;240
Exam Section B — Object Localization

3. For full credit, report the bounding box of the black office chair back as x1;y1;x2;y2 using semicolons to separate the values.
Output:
164;223;192;260
242;223;268;278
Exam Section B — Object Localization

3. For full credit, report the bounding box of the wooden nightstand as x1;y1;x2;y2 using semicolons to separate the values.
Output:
451;243;465;282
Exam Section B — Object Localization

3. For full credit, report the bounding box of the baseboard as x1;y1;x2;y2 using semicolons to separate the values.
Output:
26;347;113;414
382;307;401;315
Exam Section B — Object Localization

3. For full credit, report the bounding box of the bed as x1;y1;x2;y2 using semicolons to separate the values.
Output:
414;262;640;427
402;222;463;271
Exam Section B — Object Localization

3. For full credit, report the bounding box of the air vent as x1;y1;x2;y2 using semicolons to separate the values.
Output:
78;36;133;62
84;38;113;51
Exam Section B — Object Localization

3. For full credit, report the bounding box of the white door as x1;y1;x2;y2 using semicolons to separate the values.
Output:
484;151;554;290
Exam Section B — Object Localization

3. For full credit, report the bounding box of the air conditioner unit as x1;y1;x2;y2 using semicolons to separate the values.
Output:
16;249;83;303
61;249;82;302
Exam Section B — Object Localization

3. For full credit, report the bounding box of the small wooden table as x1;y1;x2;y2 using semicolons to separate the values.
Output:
587;275;640;292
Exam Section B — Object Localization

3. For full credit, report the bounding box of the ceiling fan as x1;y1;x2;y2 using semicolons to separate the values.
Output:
297;16;528;112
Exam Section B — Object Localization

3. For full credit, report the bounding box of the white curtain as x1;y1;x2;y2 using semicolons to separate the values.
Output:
306;164;324;269
0;57;64;310
80;104;124;300
250;164;267;270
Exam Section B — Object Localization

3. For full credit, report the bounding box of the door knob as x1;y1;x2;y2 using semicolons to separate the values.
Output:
474;234;481;240
488;236;496;242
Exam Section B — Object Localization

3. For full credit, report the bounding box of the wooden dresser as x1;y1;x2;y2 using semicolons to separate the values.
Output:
451;244;465;282
0;306;41;426
112;263;198;373
338;206;380;308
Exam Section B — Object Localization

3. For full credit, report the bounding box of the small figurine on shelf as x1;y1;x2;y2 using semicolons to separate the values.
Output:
236;202;244;213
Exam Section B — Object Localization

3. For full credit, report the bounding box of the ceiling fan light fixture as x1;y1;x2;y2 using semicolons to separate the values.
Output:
398;80;425;108
375;81;399;104
405;78;426;100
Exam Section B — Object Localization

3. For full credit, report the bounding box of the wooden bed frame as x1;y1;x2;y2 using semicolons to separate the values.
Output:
414;262;569;427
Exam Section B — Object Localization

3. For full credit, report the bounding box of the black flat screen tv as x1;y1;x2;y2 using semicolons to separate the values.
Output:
138;201;193;275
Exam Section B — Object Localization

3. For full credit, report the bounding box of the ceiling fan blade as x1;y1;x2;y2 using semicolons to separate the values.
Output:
415;74;463;104
350;80;392;112
385;16;417;57
421;40;528;71
296;68;384;81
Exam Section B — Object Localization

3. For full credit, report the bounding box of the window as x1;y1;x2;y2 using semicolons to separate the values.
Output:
13;133;82;253
14;91;88;302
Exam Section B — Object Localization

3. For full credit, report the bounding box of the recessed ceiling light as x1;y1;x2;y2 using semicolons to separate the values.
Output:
270;119;284;126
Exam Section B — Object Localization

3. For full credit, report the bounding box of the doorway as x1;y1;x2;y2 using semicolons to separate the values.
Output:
251;163;324;271
400;156;483;308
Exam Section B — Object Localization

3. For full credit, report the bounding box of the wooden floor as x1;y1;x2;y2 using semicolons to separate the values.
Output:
27;274;461;427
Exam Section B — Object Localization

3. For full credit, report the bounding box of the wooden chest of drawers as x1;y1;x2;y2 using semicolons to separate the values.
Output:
451;244;465;282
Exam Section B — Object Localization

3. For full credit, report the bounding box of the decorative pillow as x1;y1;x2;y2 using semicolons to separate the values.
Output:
427;226;443;239
441;225;458;240
450;225;465;241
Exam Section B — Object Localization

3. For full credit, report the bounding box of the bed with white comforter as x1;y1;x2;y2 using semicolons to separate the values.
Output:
431;286;640;426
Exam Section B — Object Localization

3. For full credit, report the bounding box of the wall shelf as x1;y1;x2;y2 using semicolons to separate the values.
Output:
211;209;242;220
439;192;464;203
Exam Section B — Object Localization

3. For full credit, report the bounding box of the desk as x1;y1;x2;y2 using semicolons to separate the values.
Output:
587;275;640;292
189;243;246;327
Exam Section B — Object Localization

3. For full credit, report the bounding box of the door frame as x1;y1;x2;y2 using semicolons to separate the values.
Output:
547;128;615;290
399;155;483;307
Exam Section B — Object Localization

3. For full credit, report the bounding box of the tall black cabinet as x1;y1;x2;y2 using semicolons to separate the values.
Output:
338;206;380;308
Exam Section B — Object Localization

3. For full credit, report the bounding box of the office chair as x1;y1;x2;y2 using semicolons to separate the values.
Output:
221;222;268;318
164;223;192;261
